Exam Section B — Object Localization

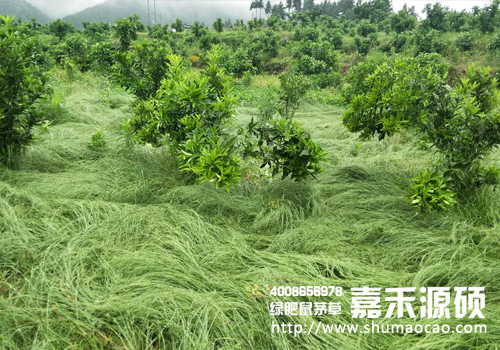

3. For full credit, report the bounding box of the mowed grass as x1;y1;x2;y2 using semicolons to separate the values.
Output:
1;72;500;349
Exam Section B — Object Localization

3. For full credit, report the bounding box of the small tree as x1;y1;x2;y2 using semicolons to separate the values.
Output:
48;18;74;40
114;15;141;50
213;18;224;32
277;73;310;119
389;5;417;33
172;18;184;32
112;39;172;100
265;1;272;16
191;21;203;38
0;16;50;164
342;56;500;202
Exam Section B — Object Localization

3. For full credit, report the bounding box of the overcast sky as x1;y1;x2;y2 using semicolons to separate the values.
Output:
25;0;494;20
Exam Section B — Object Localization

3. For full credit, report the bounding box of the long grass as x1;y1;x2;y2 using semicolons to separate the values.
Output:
1;71;499;349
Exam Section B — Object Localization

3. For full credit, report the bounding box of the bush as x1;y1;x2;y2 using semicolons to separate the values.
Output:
89;40;117;74
324;28;343;50
177;124;241;191
294;40;337;75
257;85;279;122
277;73;311;119
390;6;417;33
253;29;281;59
311;72;343;89
129;45;240;189
294;26;319;41
199;31;220;50
48;19;74;40
242;118;328;181
456;32;474;52
112;39;172;99
0;16;51;163
342;57;500;201
415;28;446;54
128;46;324;189
61;34;91;71
353;36;372;56
88;130;107;150
408;170;457;213
357;20;377;37
488;32;500;51
114;16;142;51
241;71;253;87
342;55;387;103
218;46;254;77
213;18;224;33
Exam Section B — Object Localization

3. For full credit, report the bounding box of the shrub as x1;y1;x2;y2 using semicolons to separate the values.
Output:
82;21;111;41
257;85;279;122
488;32;500;52
311;72;343;89
88;130;107;150
241;71;253;87
324;28;343;50
112;39;172;99
89;40;117;74
294;40;337;75
342;55;387;103
171;18;184;33
0;16;51;164
199;31;220;50
408;170;457;213
294;26;319;41
357;20;377;37
177;124;241;191
128;46;324;190
218;46;254;77
48;19;74;40
242;118;328;181
353;36;372;56
213;18;224;33
456;32;474;52
129;45;240;189
253;29;281;59
389;6;417;33
277;73;311;119
415;27;446;54
114;16;142;51
62;34;91;71
342;57;500;201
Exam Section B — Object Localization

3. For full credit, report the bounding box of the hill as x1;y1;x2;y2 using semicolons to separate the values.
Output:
0;0;51;23
62;0;252;28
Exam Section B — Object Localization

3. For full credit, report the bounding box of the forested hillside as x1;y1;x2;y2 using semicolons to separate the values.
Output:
0;0;50;22
62;0;252;28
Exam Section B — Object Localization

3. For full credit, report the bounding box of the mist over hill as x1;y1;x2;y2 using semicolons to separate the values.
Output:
0;0;51;22
61;0;253;28
26;0;107;18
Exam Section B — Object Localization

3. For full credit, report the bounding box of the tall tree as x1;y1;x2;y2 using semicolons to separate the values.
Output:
171;18;184;32
303;0;315;12
259;0;265;18
286;0;293;13
293;0;302;12
250;0;258;18
265;1;272;16
213;18;224;32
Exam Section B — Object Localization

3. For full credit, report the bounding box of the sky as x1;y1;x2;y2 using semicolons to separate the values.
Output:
24;0;494;20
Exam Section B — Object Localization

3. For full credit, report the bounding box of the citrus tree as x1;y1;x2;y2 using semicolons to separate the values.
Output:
0;16;50;164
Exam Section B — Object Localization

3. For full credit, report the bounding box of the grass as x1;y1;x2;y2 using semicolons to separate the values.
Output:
1;71;500;349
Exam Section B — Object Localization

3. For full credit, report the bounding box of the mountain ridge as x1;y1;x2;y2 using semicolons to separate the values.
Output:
0;0;51;23
62;0;253;28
